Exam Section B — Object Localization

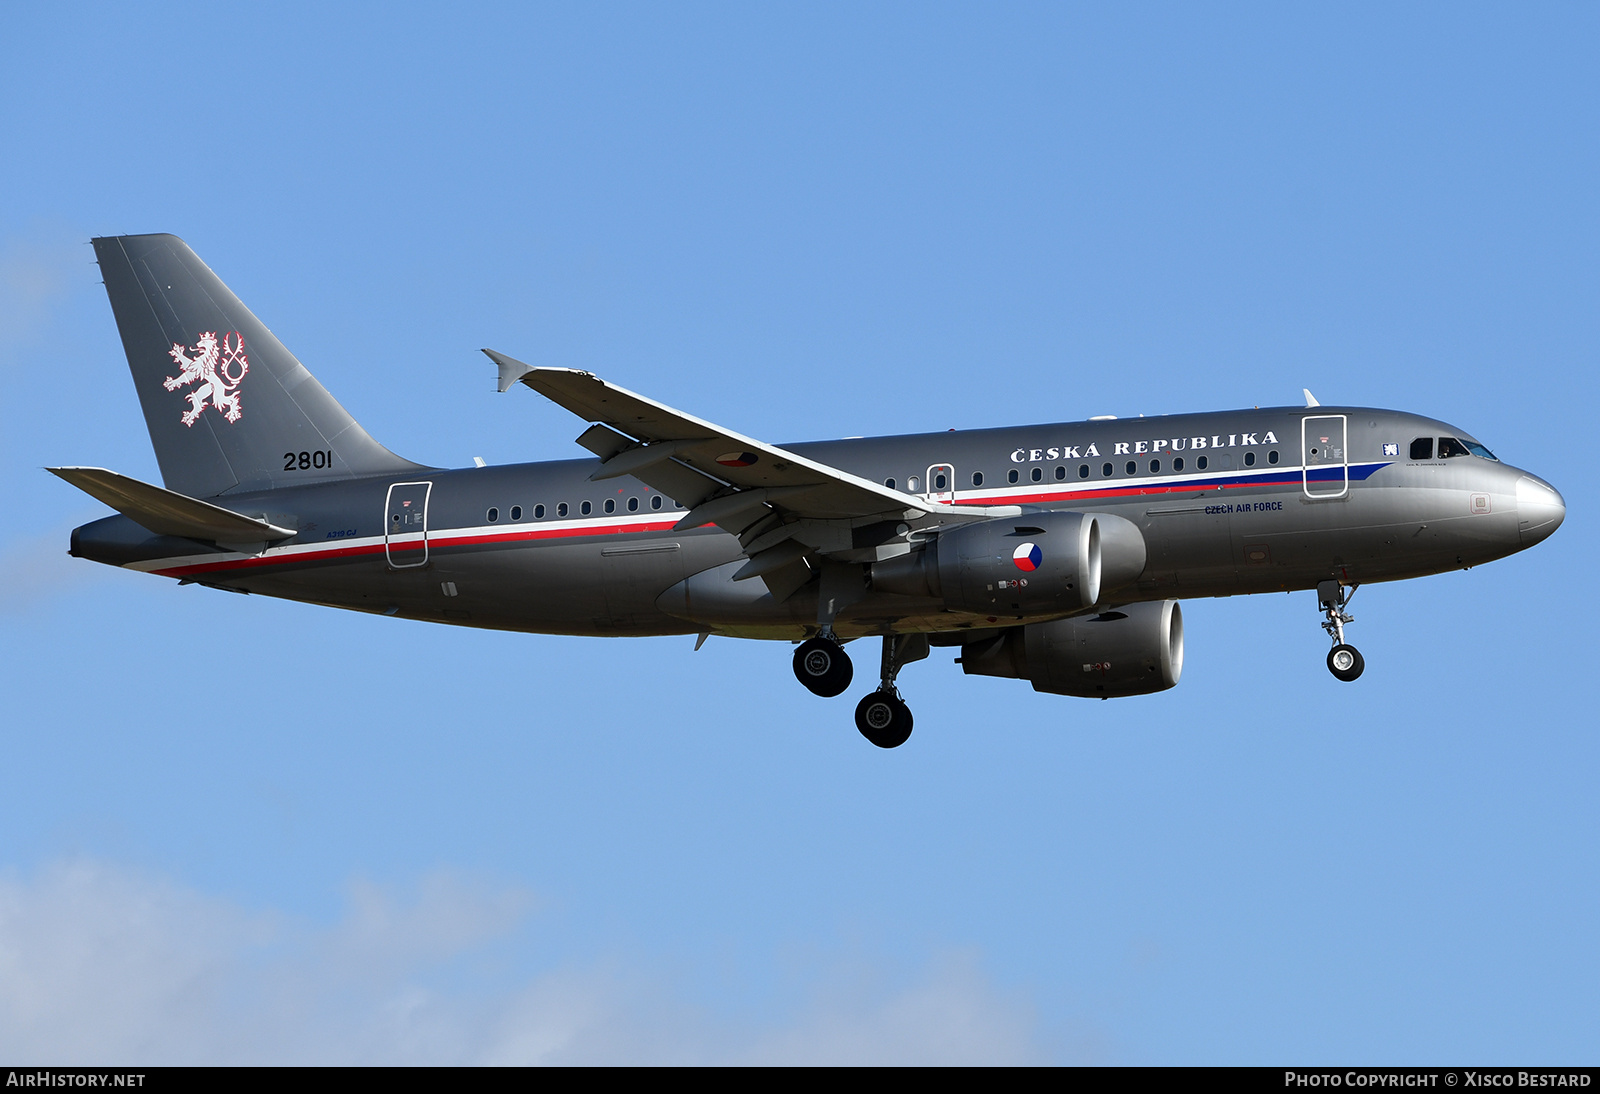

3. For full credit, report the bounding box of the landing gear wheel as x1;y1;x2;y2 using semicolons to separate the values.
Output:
1327;643;1365;682
855;690;914;749
793;637;853;697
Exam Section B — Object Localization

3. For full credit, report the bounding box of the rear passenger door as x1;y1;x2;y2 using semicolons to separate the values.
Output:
385;481;432;567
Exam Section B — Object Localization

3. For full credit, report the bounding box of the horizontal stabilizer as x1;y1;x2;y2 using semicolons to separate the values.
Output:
48;467;295;544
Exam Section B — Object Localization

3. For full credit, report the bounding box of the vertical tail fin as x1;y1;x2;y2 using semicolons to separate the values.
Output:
92;234;426;498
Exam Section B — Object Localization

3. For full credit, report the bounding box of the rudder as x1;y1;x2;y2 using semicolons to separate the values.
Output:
93;234;425;498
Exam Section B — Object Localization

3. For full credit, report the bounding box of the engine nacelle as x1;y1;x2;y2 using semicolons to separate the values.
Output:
958;599;1184;698
872;511;1146;616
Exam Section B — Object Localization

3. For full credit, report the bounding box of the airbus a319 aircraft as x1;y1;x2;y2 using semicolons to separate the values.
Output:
56;235;1566;747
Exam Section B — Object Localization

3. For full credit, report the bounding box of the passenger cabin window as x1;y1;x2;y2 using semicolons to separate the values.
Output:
1268;450;1279;465
907;476;921;492
1410;437;1434;461
558;502;569;517
934;472;948;490
535;504;546;518
511;506;522;520
651;495;662;510
1008;469;1019;484
1173;457;1184;472
487;507;499;523
1125;460;1137;475
1244;452;1256;467
1149;459;1160;473
1078;465;1089;479
1031;467;1042;482
972;472;984;487
1437;437;1471;459
580;501;592;516
885;478;896;489
1054;465;1066;481
604;498;616;513
1197;455;1208;470
628;497;639;512
1102;463;1113;477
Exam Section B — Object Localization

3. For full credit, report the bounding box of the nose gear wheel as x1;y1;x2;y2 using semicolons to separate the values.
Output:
1327;644;1364;681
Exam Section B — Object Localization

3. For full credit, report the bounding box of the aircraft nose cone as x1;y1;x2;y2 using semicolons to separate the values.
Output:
1516;475;1566;547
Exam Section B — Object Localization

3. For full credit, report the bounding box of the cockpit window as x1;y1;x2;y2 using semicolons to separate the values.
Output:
1412;436;1498;461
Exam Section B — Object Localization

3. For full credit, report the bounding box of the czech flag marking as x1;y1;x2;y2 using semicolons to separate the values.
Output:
716;451;759;468
1013;542;1042;571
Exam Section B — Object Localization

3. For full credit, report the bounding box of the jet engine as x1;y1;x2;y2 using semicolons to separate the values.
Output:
871;511;1147;616
955;599;1184;698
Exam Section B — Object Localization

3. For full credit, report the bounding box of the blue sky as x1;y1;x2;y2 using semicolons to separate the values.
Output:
1;3;1595;1063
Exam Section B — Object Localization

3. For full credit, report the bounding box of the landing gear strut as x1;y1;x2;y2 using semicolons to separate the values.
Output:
854;634;928;749
1317;579;1364;682
793;630;853;697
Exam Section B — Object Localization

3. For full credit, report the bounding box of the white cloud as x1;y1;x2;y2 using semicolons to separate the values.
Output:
0;861;1054;1065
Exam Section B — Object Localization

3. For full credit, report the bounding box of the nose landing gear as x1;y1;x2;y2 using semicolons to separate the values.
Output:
1317;579;1364;682
854;634;929;748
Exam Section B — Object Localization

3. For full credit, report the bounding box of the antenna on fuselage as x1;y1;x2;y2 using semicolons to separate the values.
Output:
1303;389;1321;408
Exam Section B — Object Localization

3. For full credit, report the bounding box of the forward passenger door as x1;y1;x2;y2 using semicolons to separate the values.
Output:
1301;416;1348;499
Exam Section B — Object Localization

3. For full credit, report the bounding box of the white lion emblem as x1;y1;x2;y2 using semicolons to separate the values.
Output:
164;330;249;426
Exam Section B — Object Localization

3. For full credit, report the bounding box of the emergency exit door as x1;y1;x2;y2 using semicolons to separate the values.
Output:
925;464;956;505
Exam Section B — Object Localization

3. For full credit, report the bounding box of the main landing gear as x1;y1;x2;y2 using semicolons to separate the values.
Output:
791;631;928;748
1317;579;1365;682
855;691;913;750
793;631;853;697
854;635;927;749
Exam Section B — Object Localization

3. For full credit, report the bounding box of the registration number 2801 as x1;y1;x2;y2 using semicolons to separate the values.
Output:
284;450;333;471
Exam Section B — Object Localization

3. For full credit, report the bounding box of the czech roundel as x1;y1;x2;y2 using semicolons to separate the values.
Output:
1012;542;1042;571
716;451;759;468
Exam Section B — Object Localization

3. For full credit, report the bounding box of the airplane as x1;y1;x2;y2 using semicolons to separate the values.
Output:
53;234;1566;748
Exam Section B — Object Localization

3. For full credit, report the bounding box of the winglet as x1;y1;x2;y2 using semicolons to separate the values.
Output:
1303;388;1321;408
483;348;535;393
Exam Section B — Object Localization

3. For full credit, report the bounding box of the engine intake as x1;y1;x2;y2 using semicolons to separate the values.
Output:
871;511;1146;616
958;599;1184;698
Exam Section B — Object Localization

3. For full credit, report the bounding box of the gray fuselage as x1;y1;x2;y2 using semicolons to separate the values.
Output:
70;405;1565;641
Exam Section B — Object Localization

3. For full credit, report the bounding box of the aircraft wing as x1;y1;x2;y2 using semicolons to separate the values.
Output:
487;351;1010;523
486;350;1017;597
